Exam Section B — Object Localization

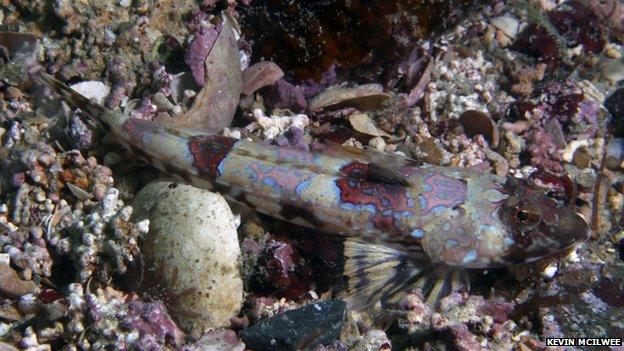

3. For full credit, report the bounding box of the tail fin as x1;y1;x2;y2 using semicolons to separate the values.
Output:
34;71;106;118
338;238;469;310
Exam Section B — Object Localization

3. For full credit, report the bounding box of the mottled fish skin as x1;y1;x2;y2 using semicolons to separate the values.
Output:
116;117;590;269
37;72;591;271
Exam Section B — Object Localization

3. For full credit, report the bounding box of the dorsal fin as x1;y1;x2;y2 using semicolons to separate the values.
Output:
321;140;418;186
366;162;411;187
322;140;420;168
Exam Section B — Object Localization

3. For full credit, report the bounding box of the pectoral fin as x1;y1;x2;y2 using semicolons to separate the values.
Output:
338;238;469;309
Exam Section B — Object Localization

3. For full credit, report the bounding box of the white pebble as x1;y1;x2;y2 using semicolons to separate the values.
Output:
368;136;386;151
542;263;558;279
135;219;150;235
562;139;589;163
70;81;111;105
490;15;520;39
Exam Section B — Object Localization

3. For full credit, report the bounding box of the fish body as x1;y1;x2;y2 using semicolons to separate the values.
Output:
37;72;591;306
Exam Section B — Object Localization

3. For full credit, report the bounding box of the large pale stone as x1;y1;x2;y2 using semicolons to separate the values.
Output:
133;180;243;336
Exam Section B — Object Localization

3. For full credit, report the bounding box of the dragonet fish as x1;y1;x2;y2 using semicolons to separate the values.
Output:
35;72;590;308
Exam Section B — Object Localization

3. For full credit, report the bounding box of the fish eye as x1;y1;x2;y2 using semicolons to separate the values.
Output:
515;209;530;223
511;206;540;226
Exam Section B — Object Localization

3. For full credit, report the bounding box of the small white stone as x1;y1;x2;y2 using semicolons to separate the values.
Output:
117;206;133;222
490;15;520;39
183;89;197;99
566;247;580;263
82;233;96;246
562;139;590;163
223;127;242;139
125;331;140;344
368;136;386;151
135;219;150;234
172;105;183;115
70;81;111;105
542;263;558;279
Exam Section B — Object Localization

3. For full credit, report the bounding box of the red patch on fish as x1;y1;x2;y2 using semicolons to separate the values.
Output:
340;161;369;179
420;173;467;214
188;135;237;179
336;178;413;231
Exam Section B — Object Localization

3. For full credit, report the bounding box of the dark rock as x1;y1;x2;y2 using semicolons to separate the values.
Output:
239;300;347;351
239;0;483;81
512;24;560;65
605;88;624;137
548;0;606;55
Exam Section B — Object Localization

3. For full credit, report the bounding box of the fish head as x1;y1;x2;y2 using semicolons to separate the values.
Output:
496;176;591;264
421;174;590;268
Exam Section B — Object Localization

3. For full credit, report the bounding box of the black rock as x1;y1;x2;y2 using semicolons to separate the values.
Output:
606;88;624;137
239;300;347;351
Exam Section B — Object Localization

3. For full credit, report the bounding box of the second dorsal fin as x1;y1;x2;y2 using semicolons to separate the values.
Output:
366;162;411;187
322;140;417;186
322;140;420;168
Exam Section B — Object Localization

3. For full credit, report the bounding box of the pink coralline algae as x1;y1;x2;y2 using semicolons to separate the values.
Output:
274;126;309;151
105;57;136;110
130;96;157;120
263;79;308;113
398;290;517;350
253;238;313;299
505;82;602;173
122;300;185;347
149;62;174;97
185;24;221;87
